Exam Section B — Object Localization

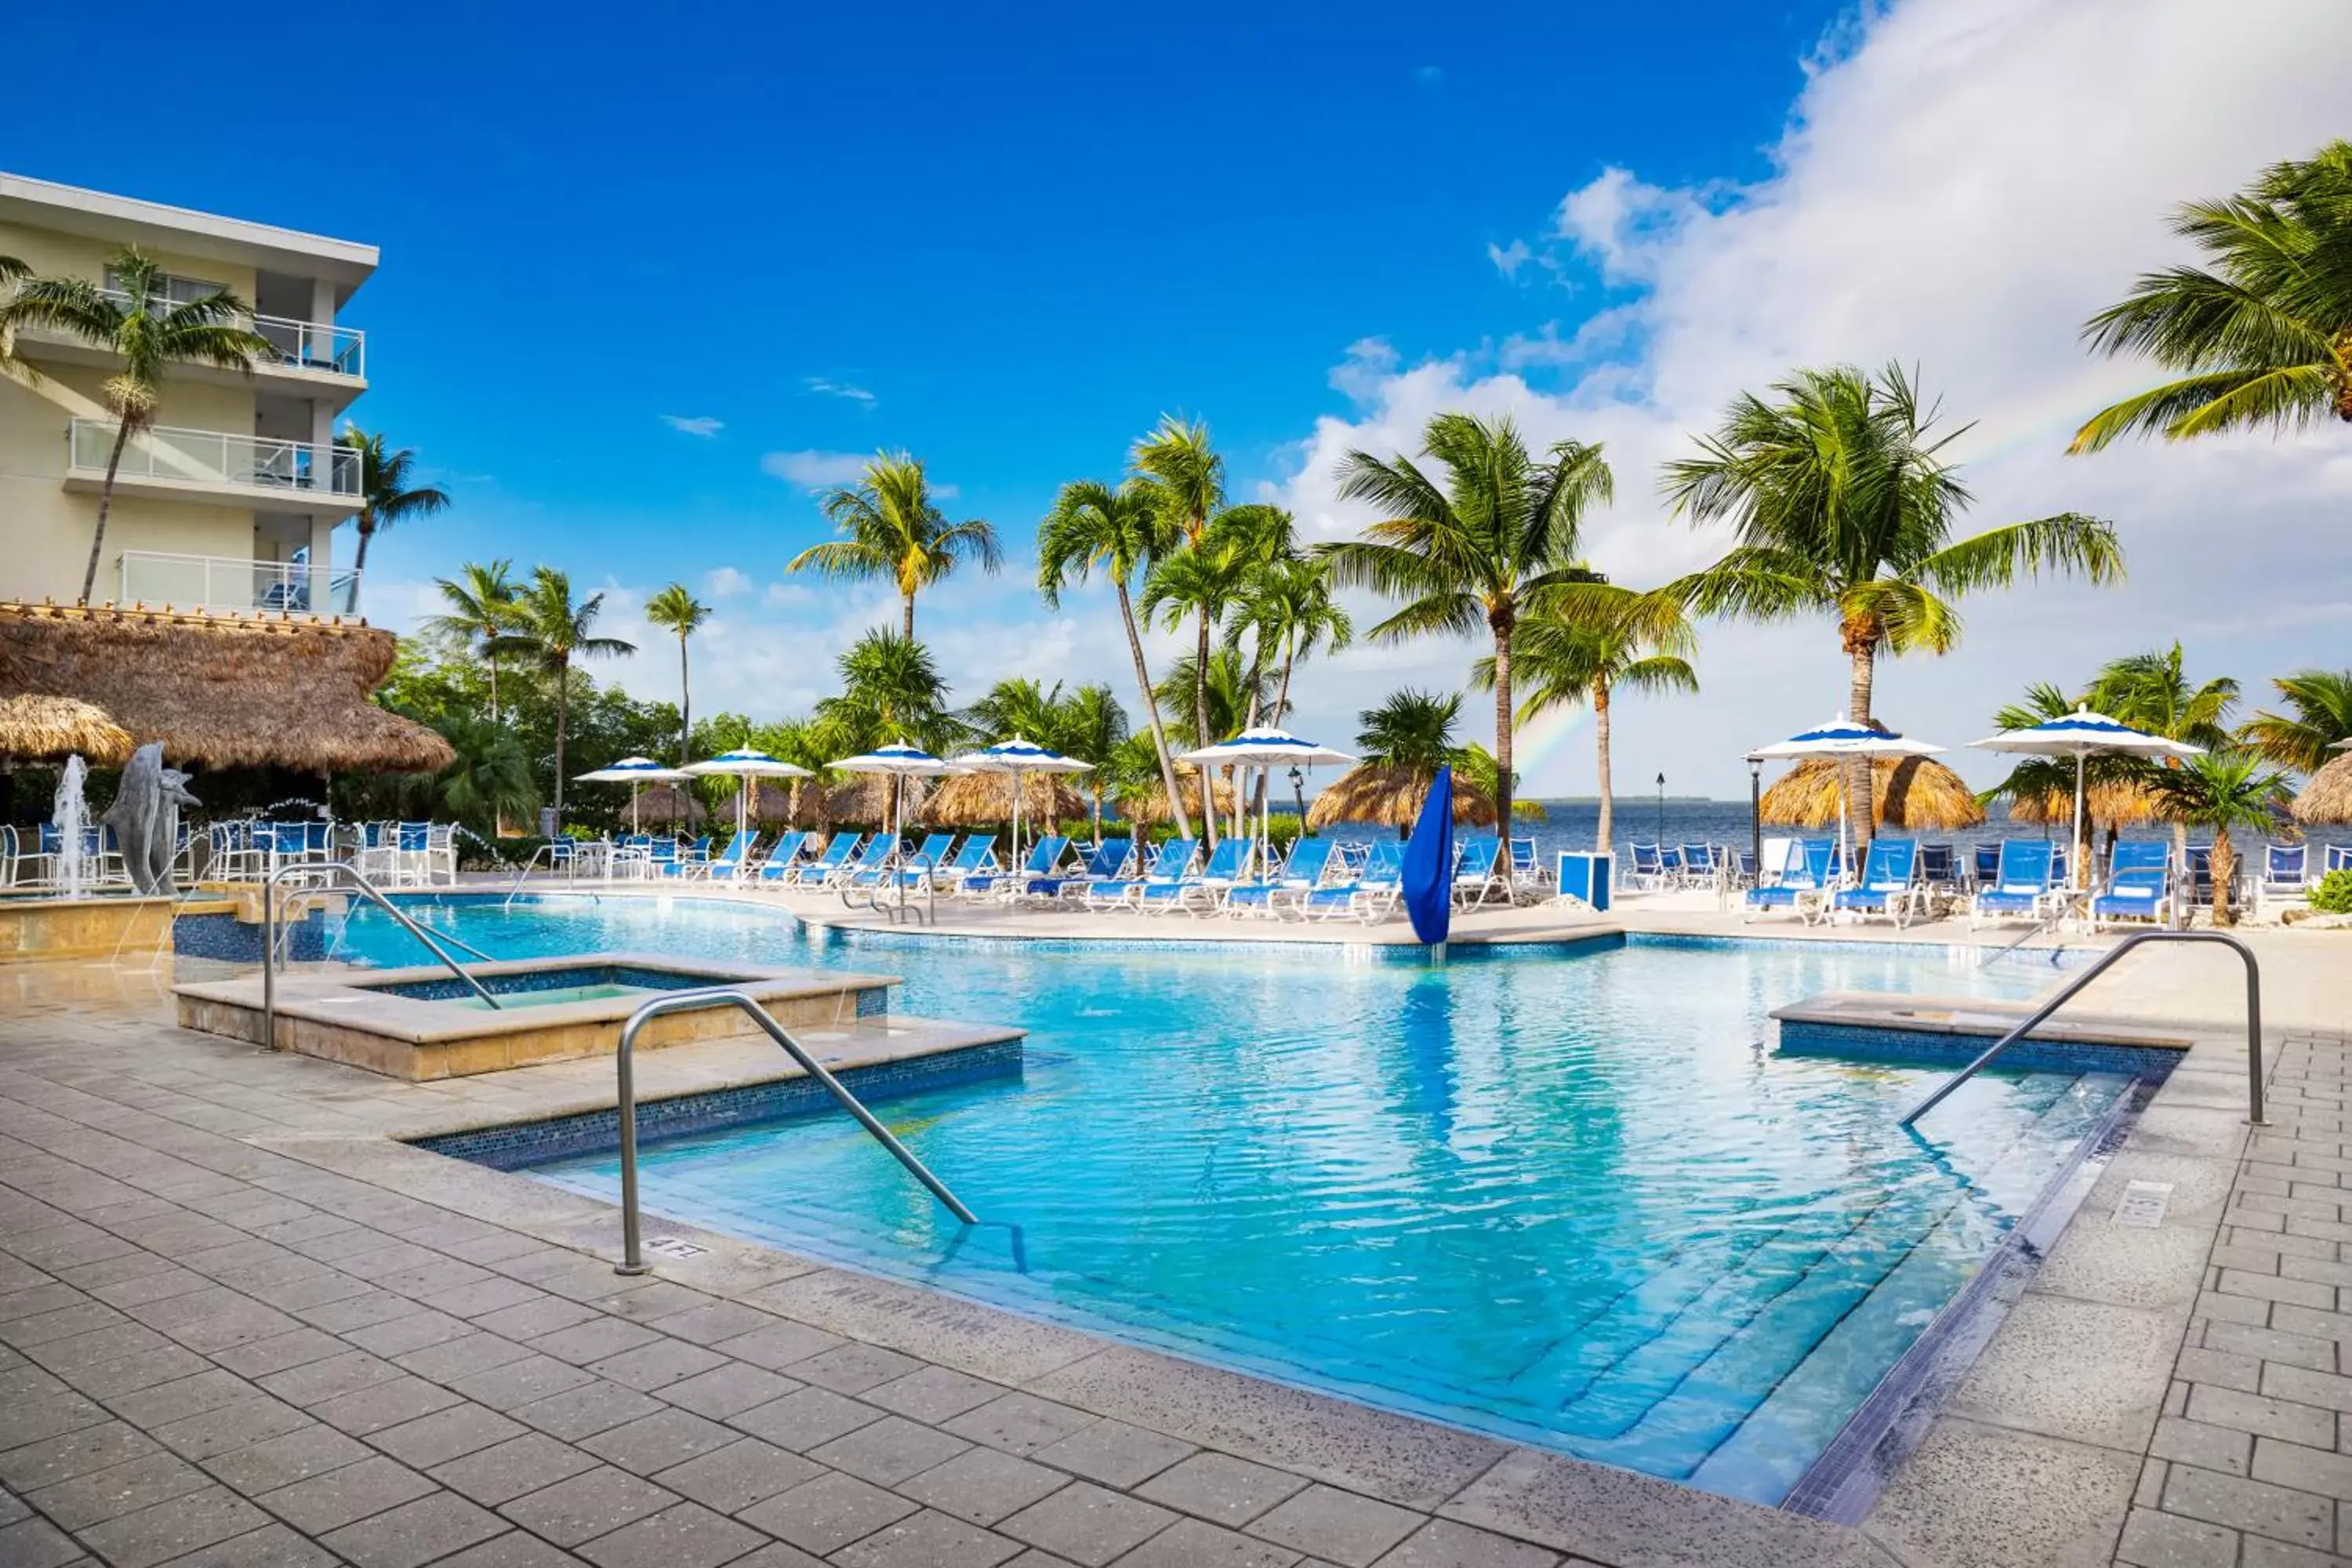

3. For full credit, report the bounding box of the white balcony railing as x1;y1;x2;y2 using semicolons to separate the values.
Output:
96;288;365;379
117;550;361;615
67;419;361;499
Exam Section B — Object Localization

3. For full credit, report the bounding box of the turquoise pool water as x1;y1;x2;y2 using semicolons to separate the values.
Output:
336;896;2120;1504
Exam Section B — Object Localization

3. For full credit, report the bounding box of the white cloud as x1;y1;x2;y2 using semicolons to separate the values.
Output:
659;414;724;437
1271;0;2352;797
703;565;753;599
1486;239;1533;279
762;449;869;488
804;377;877;406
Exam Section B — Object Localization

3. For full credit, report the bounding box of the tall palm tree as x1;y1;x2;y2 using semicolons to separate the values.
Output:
423;560;518;719
2089;643;2238;886
1356;688;1464;772
1131;418;1230;806
1139;543;1251;848
1475;586;1698;852
2144;751;2291;927
1152;649;1267;752
1057;684;1130;841
0;247;276;602
787;452;1000;637
1229;555;1352;730
1038;479;1191;837
2071;141;2352;452
1664;363;2124;833
337;426;451;596
1323;412;1613;833
644;583;711;767
967;677;1065;746
818;629;960;830
489;568;636;822
2241;670;2352;775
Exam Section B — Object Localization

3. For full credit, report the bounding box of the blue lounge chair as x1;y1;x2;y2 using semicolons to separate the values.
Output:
681;832;756;880
2328;844;2352;876
1628;841;1667;891
962;836;1067;898
1832;838;1924;927
2089;840;2171;931
1452;836;1503;907
1086;839;1197;910
1156;837;1251;915
1232;837;1339;917
1918;842;1958;893
933;834;999;892
1679;843;1717;888
781;831;860;886
750;831;810;881
1970;842;2000;891
1970;840;2060;928
838;835;903;889
1508;837;1544;898
2257;842;2310;919
895;833;959;888
1745;840;1835;921
1036;839;1132;902
1305;839;1406;922
2187;844;2215;909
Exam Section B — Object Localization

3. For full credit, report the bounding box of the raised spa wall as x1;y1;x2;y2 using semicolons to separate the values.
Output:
0;895;226;963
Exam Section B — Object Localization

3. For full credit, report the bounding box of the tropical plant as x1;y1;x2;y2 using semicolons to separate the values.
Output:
2071;140;2352;452
1227;555;1352;731
1058;684;1130;839
1038;479;1191;835
338;426;451;590
0;247;277;602
787;452;999;637
2312;868;2352;916
430;714;540;831
1475;585;1697;851
818;630;960;753
644;583;712;767
2089;644;2238;750
1152;649;1269;754
1664;362;2123;832
2241;670;2352;774
488;568;637;821
2142;750;2291;926
1130;417;1232;836
1355;688;1465;771
422;560;519;718
967;677;1066;748
1455;744;1545;823
1323;412;1613;833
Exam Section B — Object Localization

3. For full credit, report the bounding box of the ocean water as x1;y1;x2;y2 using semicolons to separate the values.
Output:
344;896;2129;1504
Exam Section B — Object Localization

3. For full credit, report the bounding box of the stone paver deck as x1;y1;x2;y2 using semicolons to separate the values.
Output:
0;926;2346;1567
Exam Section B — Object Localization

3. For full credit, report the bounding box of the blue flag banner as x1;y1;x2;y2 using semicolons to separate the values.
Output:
1400;765;1455;946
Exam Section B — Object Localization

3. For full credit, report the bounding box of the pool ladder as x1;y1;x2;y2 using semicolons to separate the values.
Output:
839;849;937;925
611;989;977;1275
1903;929;2266;1127
260;860;503;1050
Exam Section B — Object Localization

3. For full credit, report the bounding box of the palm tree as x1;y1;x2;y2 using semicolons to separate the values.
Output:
1131;418;1231;810
430;715;540;833
423;560;519;719
787;452;1000;637
489;568;636;822
967;677;1065;746
1058;684;1130;841
818;629;960;830
1356;688;1464;772
644;583;711;767
2071;141;2352;452
2143;751;2291;926
1231;556;1352;730
1664;363;2124;833
1323;412;1613;833
1475;586;1697;851
1038;479;1192;837
338;427;451;595
2089;643;2238;887
1139;543;1253;848
0;247;276;602
1152;649;1267;751
2241;670;2352;774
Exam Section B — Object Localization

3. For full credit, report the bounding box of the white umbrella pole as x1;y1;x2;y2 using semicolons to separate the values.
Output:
631;782;641;835
2073;753;2088;891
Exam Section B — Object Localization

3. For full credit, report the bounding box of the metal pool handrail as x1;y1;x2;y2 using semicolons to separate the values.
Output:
260;860;502;1050
840;848;936;925
613;989;977;1275
1901;930;2264;1127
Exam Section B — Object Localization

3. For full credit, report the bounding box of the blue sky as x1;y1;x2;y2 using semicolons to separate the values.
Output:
9;0;2349;795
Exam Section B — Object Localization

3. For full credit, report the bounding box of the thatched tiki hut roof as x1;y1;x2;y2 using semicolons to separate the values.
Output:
1305;763;1499;830
1762;757;1986;831
821;773;930;827
2002;776;2158;826
0;694;133;764
922;771;1091;826
630;784;708;825
0;602;452;773
1115;773;1238;828
2293;751;2352;826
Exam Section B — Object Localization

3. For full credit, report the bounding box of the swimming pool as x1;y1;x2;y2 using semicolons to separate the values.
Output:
340;895;2125;1505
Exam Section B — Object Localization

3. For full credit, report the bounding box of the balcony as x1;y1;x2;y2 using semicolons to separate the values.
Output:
116;550;361;616
12;293;366;403
65;420;364;513
246;310;366;379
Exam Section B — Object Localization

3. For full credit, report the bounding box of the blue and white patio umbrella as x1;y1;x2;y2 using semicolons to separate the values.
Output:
1177;727;1356;880
1969;707;2201;889
683;748;814;839
1748;717;1944;877
826;741;965;841
572;755;695;833
945;737;1091;865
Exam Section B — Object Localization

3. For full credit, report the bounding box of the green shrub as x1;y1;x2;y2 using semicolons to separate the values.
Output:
2313;869;2352;915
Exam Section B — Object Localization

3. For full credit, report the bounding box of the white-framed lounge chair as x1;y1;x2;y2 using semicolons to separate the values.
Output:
960;836;1065;898
1744;840;1833;922
1086;839;1198;910
1508;837;1544;900
1036;839;1132;902
1156;838;1250;915
1679;842;1718;890
682;832;757;881
1226;837;1337;918
1831;838;1924;927
837;835;902;890
2256;842;2310;920
894;833;958;889
932;834;999;893
1452;836;1504;908
781;832;860;887
1970;840;2061;929
1305;839;1406;923
2328;844;2352;877
750;831;811;881
1626;841;1668;891
2088;840;2170;931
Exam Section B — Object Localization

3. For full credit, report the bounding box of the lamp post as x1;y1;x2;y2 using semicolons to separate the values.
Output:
1287;765;1306;825
1748;754;1763;875
1655;772;1666;848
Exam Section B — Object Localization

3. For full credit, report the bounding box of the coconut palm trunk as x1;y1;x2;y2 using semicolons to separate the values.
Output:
550;658;571;822
1490;608;1516;835
82;416;138;604
1194;609;1219;850
675;633;692;768
2212;828;2239;926
1844;618;1879;846
902;593;916;641
1112;582;1191;838
1592;677;1613;854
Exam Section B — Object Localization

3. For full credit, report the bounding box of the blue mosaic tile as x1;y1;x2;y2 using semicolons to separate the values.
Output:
1775;1017;2186;1080
172;909;329;963
412;1037;1023;1171
364;964;717;1002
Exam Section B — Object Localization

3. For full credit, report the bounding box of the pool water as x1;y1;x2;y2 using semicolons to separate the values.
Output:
457;982;651;1009
336;896;2120;1504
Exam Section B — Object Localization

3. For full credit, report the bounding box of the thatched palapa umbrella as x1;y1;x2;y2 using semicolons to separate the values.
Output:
0;695;133;764
630;783;708;826
1762;757;1985;832
923;771;1091;828
822;772;933;828
1116;773;1238;829
1306;764;1499;831
2293;749;2352;826
2002;775;2159;826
